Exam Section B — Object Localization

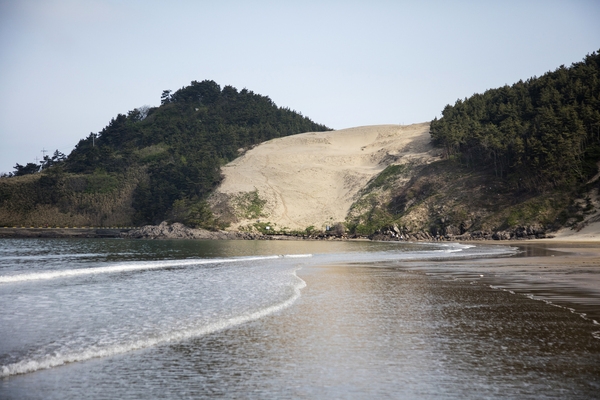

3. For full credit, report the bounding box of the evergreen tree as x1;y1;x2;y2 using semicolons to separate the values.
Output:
430;50;600;190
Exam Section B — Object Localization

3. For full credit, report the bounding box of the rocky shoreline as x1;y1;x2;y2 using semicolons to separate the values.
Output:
121;221;556;242
121;222;264;240
0;221;556;242
369;224;554;242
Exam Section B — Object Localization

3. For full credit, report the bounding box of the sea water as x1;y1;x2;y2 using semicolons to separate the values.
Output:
0;238;598;399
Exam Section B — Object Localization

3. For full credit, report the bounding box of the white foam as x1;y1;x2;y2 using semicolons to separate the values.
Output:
0;254;312;284
0;270;307;377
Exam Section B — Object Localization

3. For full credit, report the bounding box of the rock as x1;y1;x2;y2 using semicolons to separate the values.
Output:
492;231;512;240
444;225;461;236
121;222;264;240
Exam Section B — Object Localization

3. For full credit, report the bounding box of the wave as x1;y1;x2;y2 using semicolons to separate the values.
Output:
0;254;312;284
0;269;307;377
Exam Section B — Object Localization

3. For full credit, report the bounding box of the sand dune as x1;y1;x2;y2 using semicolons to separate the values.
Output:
213;122;600;241
214;123;438;231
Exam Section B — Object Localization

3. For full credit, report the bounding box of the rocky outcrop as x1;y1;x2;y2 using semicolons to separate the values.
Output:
370;224;552;242
121;222;370;241
122;222;263;240
122;221;554;242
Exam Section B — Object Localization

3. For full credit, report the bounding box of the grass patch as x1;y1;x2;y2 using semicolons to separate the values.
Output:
504;195;568;228
365;164;409;192
252;221;275;234
234;190;267;219
85;170;119;194
135;144;169;163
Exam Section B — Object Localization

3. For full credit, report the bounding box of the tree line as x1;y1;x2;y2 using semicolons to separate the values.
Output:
430;50;600;191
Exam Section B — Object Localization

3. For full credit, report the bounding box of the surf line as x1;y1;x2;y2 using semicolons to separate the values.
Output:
0;269;307;377
0;254;312;284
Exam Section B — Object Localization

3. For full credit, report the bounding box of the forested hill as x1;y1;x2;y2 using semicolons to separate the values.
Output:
67;80;330;224
345;51;600;240
430;50;600;191
0;80;330;227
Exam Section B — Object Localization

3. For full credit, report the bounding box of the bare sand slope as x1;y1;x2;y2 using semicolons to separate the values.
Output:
214;123;438;231
544;221;600;242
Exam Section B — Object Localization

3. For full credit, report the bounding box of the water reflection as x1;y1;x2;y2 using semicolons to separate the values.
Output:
1;239;598;399
7;263;596;399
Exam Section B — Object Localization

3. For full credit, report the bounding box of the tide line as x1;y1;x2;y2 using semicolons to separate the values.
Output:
0;254;312;284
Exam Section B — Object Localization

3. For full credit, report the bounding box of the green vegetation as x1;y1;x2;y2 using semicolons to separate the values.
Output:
504;197;564;228
251;221;275;235
233;190;267;220
346;193;393;235
364;164;409;192
169;198;220;230
430;50;600;191
2;80;330;227
346;164;412;235
345;151;594;238
0;167;145;227
85;169;119;194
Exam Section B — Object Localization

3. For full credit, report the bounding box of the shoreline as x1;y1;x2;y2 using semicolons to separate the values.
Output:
0;227;130;238
2;226;599;244
6;227;596;319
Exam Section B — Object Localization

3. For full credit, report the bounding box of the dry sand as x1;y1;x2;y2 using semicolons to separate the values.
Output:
544;223;600;241
215;123;438;230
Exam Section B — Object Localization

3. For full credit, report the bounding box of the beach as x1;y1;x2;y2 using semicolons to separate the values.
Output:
1;238;598;398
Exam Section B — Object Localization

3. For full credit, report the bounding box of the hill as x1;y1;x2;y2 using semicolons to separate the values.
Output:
0;81;330;227
349;51;600;240
2;51;599;239
209;51;600;240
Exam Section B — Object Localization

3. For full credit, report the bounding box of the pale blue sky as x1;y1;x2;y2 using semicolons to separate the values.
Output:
1;0;598;174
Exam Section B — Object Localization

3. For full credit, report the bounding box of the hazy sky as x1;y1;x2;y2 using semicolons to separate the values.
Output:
1;0;598;174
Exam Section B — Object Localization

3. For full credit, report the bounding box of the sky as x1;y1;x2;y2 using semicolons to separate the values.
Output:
0;0;599;174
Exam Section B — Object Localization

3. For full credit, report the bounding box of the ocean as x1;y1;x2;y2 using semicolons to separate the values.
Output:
0;238;598;399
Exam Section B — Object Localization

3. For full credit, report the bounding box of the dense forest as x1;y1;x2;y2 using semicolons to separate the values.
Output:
430;50;600;191
1;80;330;226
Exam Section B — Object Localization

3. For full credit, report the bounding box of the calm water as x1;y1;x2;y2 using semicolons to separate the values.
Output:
0;238;598;399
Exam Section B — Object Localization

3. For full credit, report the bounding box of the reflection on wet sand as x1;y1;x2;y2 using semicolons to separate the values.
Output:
404;242;600;322
164;262;599;398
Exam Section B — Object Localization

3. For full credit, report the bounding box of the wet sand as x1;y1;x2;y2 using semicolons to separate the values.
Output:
408;241;600;322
